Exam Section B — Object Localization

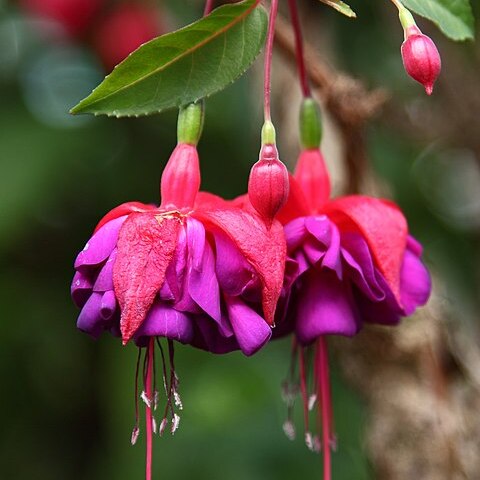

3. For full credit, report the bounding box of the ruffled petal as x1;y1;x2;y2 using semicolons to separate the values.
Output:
341;233;385;302
188;236;222;323
77;292;104;338
295;271;361;344
93;249;117;292
100;290;117;320
214;231;255;296
134;301;194;346
400;240;431;315
224;295;272;356
74;216;126;269
71;271;93;308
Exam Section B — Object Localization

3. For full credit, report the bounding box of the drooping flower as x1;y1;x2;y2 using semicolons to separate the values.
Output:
398;8;441;95
275;99;431;479
71;103;286;469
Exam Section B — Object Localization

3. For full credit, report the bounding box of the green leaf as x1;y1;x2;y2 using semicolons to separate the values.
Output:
317;0;357;18
71;0;267;117
401;0;474;41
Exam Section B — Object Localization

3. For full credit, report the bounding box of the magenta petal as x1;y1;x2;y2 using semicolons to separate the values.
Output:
295;271;361;344
71;271;93;308
214;231;255;296
77;292;104;338
284;217;309;251
191;315;238;354
134;301;194;345
341;233;385;302
188;240;222;322
74;216;126;269
186;218;205;271
100;290;117;320
400;243;431;315
93;249;117;292
224;295;271;356
304;216;342;277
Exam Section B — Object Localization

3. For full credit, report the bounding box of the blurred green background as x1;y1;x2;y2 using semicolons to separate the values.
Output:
1;0;478;479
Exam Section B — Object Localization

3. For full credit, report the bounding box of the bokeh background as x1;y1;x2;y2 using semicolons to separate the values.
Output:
1;0;479;479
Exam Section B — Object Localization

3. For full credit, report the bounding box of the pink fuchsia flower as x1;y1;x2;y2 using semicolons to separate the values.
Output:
275;116;430;478
71;104;286;466
398;9;441;95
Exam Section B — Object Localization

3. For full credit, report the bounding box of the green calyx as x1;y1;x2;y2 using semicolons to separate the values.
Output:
177;101;205;145
300;98;322;149
399;7;416;32
261;120;276;145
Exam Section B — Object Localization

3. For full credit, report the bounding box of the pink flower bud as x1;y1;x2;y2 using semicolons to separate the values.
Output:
93;4;162;70
401;27;441;95
160;143;200;211
248;144;289;225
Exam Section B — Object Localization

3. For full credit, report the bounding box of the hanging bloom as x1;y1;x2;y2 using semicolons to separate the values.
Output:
71;103;286;462
398;8;441;95
275;99;431;479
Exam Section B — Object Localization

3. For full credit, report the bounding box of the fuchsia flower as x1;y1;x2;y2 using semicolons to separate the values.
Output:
71;104;286;444
398;8;441;95
274;101;431;479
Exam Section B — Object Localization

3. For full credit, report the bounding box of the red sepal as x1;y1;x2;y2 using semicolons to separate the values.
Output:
94;202;155;233
113;212;181;344
194;196;286;326
276;174;310;225
325;195;408;304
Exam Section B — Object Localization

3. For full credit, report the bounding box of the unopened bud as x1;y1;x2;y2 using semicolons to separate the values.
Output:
160;143;201;211
248;144;289;225
401;26;441;95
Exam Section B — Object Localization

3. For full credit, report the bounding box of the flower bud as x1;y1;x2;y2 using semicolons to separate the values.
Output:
401;26;441;95
20;0;103;37
248;144;289;225
93;4;162;70
160;143;200;211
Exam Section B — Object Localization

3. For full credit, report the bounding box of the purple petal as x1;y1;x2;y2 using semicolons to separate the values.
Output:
295;271;361;344
284;217;309;251
304;216;342;277
100;290;117;320
191;315;238;354
161;226;187;302
214;231;255;296
134;301;194;346
341;233;385;302
186;218;205;271
74;216;126;269
189;239;223;323
224;295;271;356
71;271;93;308
77;292;104;338
400;245;431;315
93;249;117;292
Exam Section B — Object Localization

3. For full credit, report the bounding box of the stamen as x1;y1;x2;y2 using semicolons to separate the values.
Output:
283;420;296;441
305;432;320;453
145;338;155;480
131;426;140;446
171;413;180;434
299;347;311;438
308;393;317;411
141;391;152;408
132;348;142;446
159;418;168;436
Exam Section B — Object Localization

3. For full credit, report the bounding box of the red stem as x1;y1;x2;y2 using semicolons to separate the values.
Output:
264;0;279;121
287;0;311;97
203;0;215;16
318;336;331;480
145;338;154;480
